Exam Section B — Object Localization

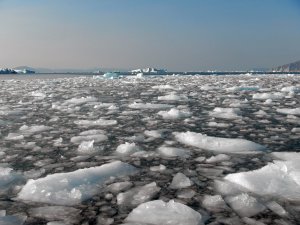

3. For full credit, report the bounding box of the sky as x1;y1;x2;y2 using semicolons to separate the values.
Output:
1;0;300;71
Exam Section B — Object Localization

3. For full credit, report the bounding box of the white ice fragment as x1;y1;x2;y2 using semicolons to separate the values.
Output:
209;107;242;120
177;189;196;199
207;121;230;128
206;154;230;163
158;108;191;119
152;84;177;90
266;201;288;217
0;167;23;194
202;195;228;212
17;161;137;205
225;193;266;217
144;129;165;139
281;86;300;93
253;92;284;100
116;142;141;156
157;146;190;158
77;140;97;154
107;181;133;194
125;200;204;225
276;107;300;115
74;119;117;127
128;102;173;109
19;125;51;134
224;159;300;201
150;164;166;172
5;133;24;141
170;172;193;189
158;93;188;101
117;182;160;207
174;131;266;153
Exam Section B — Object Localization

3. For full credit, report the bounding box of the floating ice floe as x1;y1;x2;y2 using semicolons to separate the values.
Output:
19;125;52;134
157;146;190;158
225;193;266;217
276;107;300;116
71;129;108;144
152;84;177;90
252;92;284;100
158;93;188;101
281;86;300;93
128;102;173;109
0;167;24;195
124;200;205;225
117;182;160;207
226;86;259;92
174;131;266;153
170;172;193;189
17;161;137;205
202;195;229;212
209;107;242;120
74;118;117;127
158;108;191;120
224;152;300;201
116;142;141;156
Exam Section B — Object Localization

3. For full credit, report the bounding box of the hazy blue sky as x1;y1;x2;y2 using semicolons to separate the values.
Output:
1;0;300;71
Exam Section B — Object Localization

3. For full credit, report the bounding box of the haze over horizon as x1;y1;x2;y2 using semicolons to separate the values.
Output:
1;0;300;71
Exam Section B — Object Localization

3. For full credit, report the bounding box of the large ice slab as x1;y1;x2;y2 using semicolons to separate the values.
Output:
124;200;205;225
17;161;137;205
225;155;300;201
174;131;266;153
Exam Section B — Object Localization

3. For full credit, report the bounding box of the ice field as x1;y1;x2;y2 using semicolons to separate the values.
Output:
0;74;299;225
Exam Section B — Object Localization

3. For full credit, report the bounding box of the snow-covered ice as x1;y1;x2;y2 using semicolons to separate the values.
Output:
174;131;266;153
124;200;205;225
17;161;137;205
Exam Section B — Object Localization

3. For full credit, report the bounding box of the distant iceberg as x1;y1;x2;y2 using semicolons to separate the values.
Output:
131;67;167;75
0;68;17;74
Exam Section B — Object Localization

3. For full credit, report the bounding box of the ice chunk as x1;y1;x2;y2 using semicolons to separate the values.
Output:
157;146;190;158
152;84;176;90
74;118;117;127
77;140;96;154
266;201;288;217
224;159;300;201
29;206;81;224
125;200;204;225
271;152;300;162
0;167;24;194
62;96;97;106
253;92;284;100
206;154;230;163
158;93;188;101
170;172;193;189
128;102;173;109
158;108;191;119
226;86;259;92
103;72;122;79
17;161;137;205
5;133;24;140
281;86;300;93
174;131;266;153
116;142;141;156
117;182;160;207
225;193;266;217
144;129;166;139
19;125;52;134
276;107;300;115
106;181;133;194
209;107;242;120
150;164;166;172
202;195;228;212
